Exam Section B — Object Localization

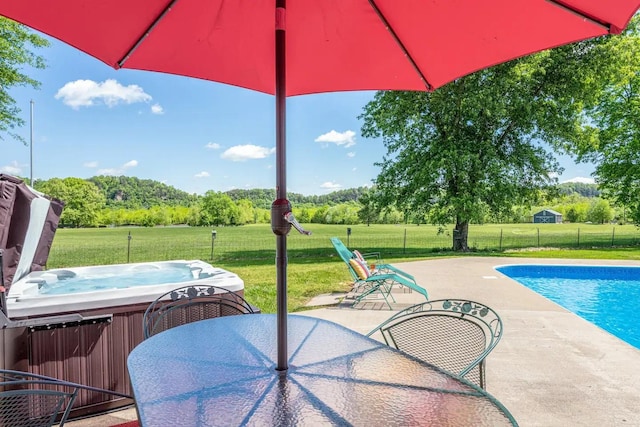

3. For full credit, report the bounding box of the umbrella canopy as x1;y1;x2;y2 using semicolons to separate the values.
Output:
1;1;639;95
2;0;639;370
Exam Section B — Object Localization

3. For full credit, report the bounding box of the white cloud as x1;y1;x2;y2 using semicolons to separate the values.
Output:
562;176;595;184
320;181;342;190
221;144;275;161
315;130;356;148
352;167;357;172
0;161;22;175
55;79;152;109
151;104;164;115
195;171;210;178
347;152;355;158
83;161;98;168
205;142;221;150
96;159;138;176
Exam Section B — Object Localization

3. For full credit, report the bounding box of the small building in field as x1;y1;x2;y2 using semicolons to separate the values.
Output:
532;209;563;224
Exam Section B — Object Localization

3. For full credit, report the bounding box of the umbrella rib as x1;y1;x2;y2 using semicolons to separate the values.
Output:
368;0;433;91
546;0;615;32
117;0;181;68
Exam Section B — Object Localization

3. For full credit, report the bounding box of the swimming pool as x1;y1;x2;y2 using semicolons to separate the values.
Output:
495;264;640;350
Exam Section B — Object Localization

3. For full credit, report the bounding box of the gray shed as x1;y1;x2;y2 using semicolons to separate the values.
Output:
533;209;562;224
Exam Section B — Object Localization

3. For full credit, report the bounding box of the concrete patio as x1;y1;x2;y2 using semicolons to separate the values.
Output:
67;256;640;426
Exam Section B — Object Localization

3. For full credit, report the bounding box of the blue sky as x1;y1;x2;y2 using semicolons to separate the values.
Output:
3;35;596;196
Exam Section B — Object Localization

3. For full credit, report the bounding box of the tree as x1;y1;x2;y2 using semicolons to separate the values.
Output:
573;19;640;224
201;191;237;226
587;199;614;224
357;189;381;226
311;205;329;224
234;199;255;225
0;18;49;143
360;34;632;251
36;178;106;227
325;203;360;224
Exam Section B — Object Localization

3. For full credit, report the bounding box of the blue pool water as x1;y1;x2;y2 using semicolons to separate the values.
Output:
496;265;640;350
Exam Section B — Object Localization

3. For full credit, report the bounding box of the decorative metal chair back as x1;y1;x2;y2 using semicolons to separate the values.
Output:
0;369;132;426
143;285;256;339
367;299;503;389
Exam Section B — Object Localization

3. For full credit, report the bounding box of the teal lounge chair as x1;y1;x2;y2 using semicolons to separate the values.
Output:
330;237;428;309
331;237;417;281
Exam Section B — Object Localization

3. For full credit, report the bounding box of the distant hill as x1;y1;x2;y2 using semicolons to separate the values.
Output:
37;173;599;210
88;175;198;208
558;182;600;198
224;187;369;209
83;177;368;209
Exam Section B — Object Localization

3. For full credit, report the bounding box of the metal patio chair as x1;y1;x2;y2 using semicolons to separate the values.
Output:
0;369;133;426
330;237;428;309
367;299;503;389
143;285;258;339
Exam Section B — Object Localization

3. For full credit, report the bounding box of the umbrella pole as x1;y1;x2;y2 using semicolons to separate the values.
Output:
274;1;288;372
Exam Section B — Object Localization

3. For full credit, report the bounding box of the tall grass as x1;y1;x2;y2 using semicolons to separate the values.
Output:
46;223;640;313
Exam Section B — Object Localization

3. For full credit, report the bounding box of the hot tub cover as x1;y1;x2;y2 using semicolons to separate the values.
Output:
0;174;64;292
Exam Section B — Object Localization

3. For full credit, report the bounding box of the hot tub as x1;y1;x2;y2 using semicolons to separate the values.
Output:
0;260;245;417
7;259;244;318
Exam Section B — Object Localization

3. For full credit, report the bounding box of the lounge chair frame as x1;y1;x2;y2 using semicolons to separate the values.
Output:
330;237;428;309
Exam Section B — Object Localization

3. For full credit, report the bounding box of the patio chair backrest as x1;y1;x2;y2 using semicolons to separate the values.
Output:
0;369;132;426
143;285;257;339
367;299;503;389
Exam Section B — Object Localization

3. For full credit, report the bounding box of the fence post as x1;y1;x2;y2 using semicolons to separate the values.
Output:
403;229;407;254
611;227;615;247
537;228;540;247
499;228;503;251
127;231;132;263
577;228;580;248
211;230;217;260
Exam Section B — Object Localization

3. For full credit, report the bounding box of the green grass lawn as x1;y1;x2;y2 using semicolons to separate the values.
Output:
46;223;640;313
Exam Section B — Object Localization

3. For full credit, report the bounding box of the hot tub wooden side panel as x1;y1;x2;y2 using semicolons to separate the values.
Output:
1;287;247;418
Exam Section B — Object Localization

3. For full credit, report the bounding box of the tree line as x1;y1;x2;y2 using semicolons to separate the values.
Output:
28;175;617;228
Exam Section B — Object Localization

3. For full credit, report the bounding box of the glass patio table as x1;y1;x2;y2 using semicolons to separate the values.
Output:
127;314;518;426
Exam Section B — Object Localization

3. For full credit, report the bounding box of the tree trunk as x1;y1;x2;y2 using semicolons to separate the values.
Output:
452;220;469;251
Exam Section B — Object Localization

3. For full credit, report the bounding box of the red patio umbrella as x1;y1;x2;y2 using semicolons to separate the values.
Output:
1;0;639;371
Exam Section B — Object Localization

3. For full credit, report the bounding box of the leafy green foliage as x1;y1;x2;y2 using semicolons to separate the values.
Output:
360;30;636;251
88;175;198;208
0;17;48;143
587;199;614;224
32;174;609;228
36;177;105;227
573;18;640;225
201;191;240;226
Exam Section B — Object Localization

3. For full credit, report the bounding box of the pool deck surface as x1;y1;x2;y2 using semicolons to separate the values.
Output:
67;256;640;426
